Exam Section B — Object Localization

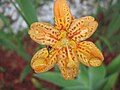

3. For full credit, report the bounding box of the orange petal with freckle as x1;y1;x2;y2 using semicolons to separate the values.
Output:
31;48;58;73
28;22;60;46
68;16;98;42
76;41;104;67
54;0;73;30
58;47;79;80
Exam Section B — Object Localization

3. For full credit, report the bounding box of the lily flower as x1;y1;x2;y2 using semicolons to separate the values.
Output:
28;0;104;80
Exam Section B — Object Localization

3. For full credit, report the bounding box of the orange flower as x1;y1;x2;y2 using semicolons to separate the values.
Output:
28;0;104;80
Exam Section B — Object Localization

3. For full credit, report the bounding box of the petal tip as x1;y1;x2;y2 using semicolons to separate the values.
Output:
89;58;103;67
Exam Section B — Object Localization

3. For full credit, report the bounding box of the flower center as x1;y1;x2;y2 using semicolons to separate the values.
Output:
61;38;69;46
53;30;76;50
59;31;70;47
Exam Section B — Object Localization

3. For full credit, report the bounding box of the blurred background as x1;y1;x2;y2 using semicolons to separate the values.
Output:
0;0;120;90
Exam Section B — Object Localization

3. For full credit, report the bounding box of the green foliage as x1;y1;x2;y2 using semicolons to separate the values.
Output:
102;73;118;90
95;35;113;52
88;66;106;90
31;78;43;89
12;0;38;26
20;64;31;81
107;54;120;76
106;12;120;39
34;72;81;87
95;41;102;51
95;0;120;52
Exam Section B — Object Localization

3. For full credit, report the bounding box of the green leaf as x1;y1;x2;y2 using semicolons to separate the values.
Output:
0;32;16;50
102;73;118;90
31;78;43;89
16;48;31;61
20;64;31;81
95;41;102;51
34;72;81;87
110;34;120;43
78;72;89;88
16;0;38;26
88;65;106;90
106;12;120;38
95;79;108;90
62;86;88;90
78;65;89;87
100;36;112;52
106;54;120;76
95;34;112;52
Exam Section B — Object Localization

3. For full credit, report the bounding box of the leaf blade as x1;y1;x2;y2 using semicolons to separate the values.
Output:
34;72;81;87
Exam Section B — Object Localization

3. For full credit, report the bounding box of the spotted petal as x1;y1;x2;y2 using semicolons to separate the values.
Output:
54;0;73;30
28;22;60;46
68;16;98;42
31;48;58;73
58;47;79;80
76;41;104;67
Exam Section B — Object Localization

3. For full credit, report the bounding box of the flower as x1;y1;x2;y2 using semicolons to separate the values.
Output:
28;0;104;80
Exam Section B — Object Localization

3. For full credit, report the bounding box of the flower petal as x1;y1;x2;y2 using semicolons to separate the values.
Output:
54;0;73;30
68;16;98;42
76;41;104;67
28;22;60;46
31;48;58;73
58;47;79;80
